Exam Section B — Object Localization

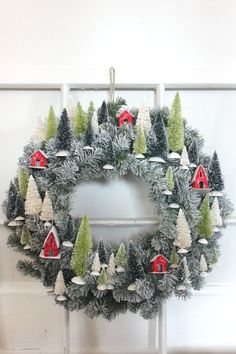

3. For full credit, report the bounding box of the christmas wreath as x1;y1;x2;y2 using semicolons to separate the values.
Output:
4;94;233;320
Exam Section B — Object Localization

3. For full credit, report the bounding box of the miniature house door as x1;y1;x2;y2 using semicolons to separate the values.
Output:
49;238;54;257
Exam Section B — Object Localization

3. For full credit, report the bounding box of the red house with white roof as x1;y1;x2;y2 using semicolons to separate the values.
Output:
40;226;60;259
118;110;133;127
150;254;168;273
192;164;208;189
30;150;48;169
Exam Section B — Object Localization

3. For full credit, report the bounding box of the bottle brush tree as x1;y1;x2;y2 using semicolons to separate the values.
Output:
200;254;208;273
147;129;158;157
45;106;57;142
91;111;99;136
18;168;29;199
188;139;199;165
15;193;25;217
198;196;213;239
20;224;31;247
32;117;45;144
167;93;184;152
107;253;115;279
97;268;107;290
84;119;94;147
137;101;151;133
171;177;181;204
87;101;95;121
115;242;127;272
127;241;144;284
74;102;88;138
70;215;93;279
25;176;42;215
182;257;191;283
6;180;18;220
180;146;190;167
166;166;174;192
174;209;192;252
170;245;179;267
98;100;109;125
54;270;66;298
105;140;116;166
211;247;219;267
55;108;73;151
64;215;75;242
98;239;109;266
153;118;168;159
133;125;147;155
40;191;54;221
211;197;222;227
107;253;115;289
208;151;224;191
91;252;101;275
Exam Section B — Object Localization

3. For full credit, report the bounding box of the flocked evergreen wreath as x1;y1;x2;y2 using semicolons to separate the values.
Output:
3;93;233;320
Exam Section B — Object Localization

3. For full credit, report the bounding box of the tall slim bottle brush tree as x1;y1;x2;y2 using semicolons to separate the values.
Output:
71;215;93;285
167;93;184;159
74;102;88;138
45;106;57;141
55;108;73;153
133;125;147;159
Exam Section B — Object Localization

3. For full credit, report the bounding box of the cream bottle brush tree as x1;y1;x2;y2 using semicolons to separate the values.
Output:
25;176;42;215
174;209;192;253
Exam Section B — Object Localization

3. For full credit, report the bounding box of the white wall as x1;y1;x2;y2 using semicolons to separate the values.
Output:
1;0;236;84
1;1;236;353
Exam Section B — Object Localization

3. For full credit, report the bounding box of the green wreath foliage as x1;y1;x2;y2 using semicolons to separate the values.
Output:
4;95;233;320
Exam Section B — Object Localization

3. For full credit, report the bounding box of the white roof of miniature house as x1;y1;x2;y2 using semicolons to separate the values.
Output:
116;105;132;117
191;164;208;183
32;149;48;159
56;150;69;157
14;216;25;221
150;254;168;263
43;226;60;248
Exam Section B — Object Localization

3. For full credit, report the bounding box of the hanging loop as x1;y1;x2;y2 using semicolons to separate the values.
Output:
109;67;115;102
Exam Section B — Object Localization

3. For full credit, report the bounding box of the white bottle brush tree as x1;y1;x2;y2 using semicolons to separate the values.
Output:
91;110;99;136
107;253;115;290
211;197;222;231
91;252;101;276
32;117;45;144
137;100;152;134
183;257;191;284
174;209;192;253
40;191;54;221
54;270;67;301
180;146;190;169
25;176;42;215
200;254;208;277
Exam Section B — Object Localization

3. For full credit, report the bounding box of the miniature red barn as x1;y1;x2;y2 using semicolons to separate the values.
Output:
40;226;60;259
30;150;48;169
150;254;168;273
118;110;133;126
192;164;208;189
